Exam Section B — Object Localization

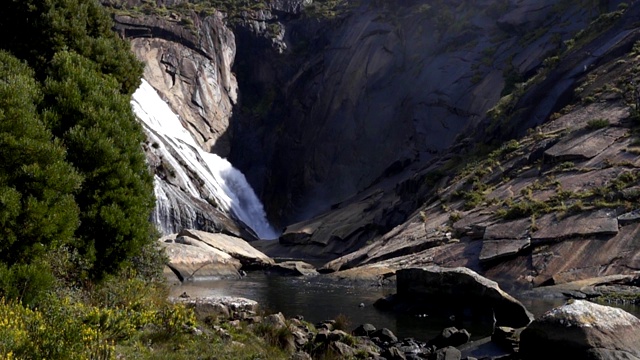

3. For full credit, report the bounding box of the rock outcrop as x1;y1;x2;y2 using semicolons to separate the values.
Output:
115;13;237;156
161;230;273;281
520;300;640;360
177;229;273;269
376;266;533;330
160;234;242;281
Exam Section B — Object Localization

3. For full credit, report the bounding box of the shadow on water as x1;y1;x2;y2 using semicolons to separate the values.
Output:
171;272;640;342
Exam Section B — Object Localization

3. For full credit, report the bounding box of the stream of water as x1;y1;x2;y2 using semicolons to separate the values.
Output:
170;272;640;341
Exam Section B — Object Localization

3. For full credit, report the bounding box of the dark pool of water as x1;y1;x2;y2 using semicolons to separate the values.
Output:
171;272;640;342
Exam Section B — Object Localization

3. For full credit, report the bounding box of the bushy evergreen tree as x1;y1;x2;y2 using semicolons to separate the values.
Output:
0;51;81;265
44;51;155;277
0;0;156;279
0;0;143;95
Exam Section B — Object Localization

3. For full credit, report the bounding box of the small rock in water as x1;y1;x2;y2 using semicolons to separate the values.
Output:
179;291;190;298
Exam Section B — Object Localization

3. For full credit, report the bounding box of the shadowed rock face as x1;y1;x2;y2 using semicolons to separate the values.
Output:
229;0;610;226
520;300;640;360
395;267;533;329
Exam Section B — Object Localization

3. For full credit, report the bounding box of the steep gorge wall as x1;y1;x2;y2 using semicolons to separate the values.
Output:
228;0;617;227
107;0;627;247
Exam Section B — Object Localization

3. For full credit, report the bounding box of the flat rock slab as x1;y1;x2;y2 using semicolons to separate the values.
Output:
532;210;618;242
544;127;627;160
395;266;533;328
520;300;640;359
480;239;531;263
172;295;259;315
267;261;319;276
618;210;640;225
178;229;274;268
160;238;241;281
483;218;531;240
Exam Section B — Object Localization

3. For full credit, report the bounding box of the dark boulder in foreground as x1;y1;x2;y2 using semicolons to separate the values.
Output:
386;267;533;329
520;299;640;360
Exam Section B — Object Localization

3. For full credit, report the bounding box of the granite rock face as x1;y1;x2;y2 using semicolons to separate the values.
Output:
160;234;242;281
115;13;237;155
105;0;640;288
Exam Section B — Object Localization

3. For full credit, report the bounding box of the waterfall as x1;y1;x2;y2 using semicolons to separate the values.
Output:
131;80;279;240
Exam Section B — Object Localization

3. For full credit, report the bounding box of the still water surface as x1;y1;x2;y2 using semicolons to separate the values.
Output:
171;272;640;341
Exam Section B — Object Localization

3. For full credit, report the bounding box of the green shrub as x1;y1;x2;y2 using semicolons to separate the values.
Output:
0;262;55;308
333;313;350;331
586;118;610;130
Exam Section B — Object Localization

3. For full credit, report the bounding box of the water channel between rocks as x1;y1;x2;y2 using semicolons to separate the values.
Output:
170;272;640;341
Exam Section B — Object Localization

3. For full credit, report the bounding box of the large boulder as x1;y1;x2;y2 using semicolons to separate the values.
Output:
394;267;533;328
520;300;640;360
267;261;319;276
160;234;242;281
178;229;274;269
161;229;274;281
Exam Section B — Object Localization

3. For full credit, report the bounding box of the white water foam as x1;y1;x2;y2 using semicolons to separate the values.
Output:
132;79;279;240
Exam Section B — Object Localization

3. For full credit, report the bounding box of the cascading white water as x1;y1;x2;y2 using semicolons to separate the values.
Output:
131;80;279;240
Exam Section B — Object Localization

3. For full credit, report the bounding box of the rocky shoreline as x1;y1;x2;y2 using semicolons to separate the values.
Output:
164;233;640;359
172;276;640;360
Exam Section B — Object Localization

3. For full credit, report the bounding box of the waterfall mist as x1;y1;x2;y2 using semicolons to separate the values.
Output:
132;80;279;240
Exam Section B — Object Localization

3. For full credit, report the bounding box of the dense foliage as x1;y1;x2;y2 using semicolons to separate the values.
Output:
0;0;154;282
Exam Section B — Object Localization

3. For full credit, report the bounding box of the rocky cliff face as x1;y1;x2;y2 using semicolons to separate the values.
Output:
229;0;617;226
105;0;640;286
114;12;237;155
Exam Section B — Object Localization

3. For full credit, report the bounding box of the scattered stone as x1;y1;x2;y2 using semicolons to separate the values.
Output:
290;351;312;360
429;327;471;349
371;328;398;344
381;346;407;360
353;323;377;337
172;295;258;320
618;210;640;225
315;320;334;331
315;329;330;343
329;341;356;358
491;326;522;350
397;338;431;357
263;312;287;329
328;330;349;342
267;261;319;276
520;300;640;359
429;346;462;360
